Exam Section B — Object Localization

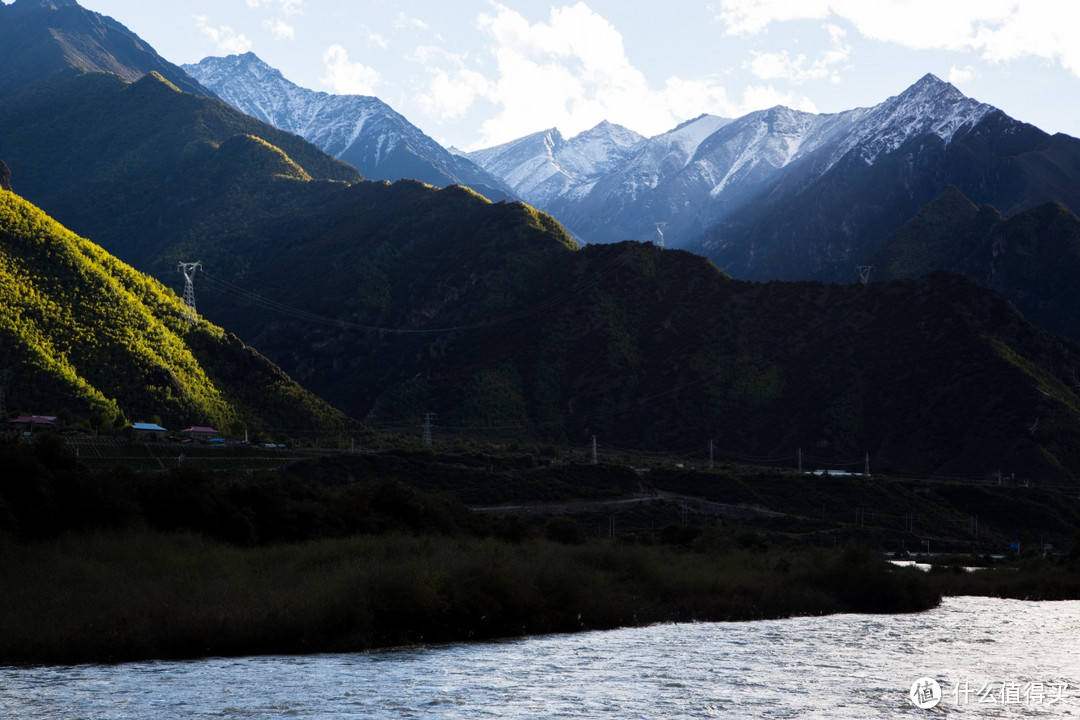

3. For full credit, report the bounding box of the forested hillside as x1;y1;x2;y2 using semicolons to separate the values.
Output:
871;186;1080;339
0;184;346;434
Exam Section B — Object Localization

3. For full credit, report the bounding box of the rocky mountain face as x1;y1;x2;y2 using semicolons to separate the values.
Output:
464;120;648;212
0;0;210;97
469;75;1080;282
183;53;517;201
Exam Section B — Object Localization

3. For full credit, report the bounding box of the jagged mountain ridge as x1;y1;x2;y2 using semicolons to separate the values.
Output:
0;0;211;97
464;120;648;211
183;53;516;202
469;74;995;244
469;74;1080;283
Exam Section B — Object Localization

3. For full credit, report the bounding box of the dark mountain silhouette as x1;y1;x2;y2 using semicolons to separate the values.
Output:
0;0;211;97
872;186;1080;339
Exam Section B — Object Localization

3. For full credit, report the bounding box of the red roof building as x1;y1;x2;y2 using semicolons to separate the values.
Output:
180;425;221;441
8;415;57;433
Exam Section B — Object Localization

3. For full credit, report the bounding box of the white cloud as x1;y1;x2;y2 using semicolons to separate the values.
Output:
364;28;388;50
715;0;1080;79
660;77;731;121
264;19;294;41
320;45;380;95
396;12;430;32
715;0;831;35
245;0;304;16
194;15;252;55
749;23;849;83
739;84;816;113
949;65;975;85
469;2;712;147
415;47;494;119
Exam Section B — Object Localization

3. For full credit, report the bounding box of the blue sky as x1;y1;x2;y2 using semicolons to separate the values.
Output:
66;1;1080;150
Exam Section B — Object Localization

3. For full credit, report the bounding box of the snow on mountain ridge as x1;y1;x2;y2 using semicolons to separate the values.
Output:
468;73;1004;249
184;53;516;200
466;121;646;207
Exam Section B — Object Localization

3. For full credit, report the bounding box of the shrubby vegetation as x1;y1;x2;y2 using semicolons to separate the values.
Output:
4;438;1080;664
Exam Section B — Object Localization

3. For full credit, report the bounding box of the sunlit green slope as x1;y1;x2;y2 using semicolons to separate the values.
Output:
0;186;346;433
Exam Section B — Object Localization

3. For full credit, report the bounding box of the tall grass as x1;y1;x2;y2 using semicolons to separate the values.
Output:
0;531;939;665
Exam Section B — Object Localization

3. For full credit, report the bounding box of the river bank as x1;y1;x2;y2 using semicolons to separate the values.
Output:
1;529;942;665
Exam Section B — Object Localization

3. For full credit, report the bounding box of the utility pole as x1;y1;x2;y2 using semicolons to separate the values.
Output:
0;368;10;417
591;435;598;464
709;439;714;471
798;447;802;474
177;261;202;327
864;452;870;477
421;413;436;447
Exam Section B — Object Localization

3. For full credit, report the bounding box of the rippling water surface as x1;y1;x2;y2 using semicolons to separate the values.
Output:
2;597;1078;718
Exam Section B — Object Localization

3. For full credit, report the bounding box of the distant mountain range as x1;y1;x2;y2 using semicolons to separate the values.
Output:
191;50;1080;293
1;0;1079;480
183;53;517;201
466;75;1080;284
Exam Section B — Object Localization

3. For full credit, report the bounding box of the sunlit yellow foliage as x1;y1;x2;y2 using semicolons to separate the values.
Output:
0;189;236;425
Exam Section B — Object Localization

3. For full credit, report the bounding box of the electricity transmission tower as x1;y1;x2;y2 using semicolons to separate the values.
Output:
856;265;874;285
654;222;668;249
177;261;203;327
421;413;436;447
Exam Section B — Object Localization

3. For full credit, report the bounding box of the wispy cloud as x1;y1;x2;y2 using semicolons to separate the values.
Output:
194;15;252;54
464;3;733;146
749;23;850;83
320;44;380;95
245;0;305;17
415;47;493;119
395;12;429;32
715;0;1080;78
439;2;816;148
264;19;295;41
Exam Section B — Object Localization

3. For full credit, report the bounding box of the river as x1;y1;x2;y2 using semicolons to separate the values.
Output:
1;596;1077;718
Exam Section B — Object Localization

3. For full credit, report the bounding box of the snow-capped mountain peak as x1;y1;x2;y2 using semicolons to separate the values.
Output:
184;53;516;201
465;122;647;207
465;73;1030;263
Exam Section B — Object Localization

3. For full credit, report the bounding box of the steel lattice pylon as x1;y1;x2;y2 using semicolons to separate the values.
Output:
178;261;202;327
